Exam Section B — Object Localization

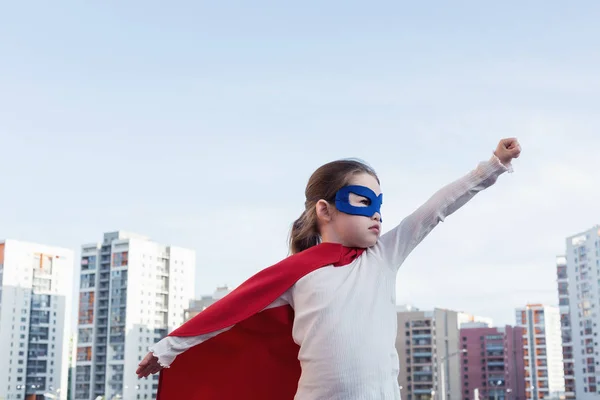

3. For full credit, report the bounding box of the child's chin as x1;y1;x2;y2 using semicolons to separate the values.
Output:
361;237;379;248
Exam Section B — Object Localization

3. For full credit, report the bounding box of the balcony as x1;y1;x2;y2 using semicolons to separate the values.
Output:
26;369;48;377
488;378;506;387
76;374;92;382
412;357;433;364
412;329;432;335
411;321;432;328
413;350;433;357
412;339;432;346
413;376;433;383
412;333;432;340
31;317;50;325
413;388;435;394
413;370;433;376
27;350;48;359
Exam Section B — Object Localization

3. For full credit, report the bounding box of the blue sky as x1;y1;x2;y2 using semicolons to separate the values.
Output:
1;1;599;327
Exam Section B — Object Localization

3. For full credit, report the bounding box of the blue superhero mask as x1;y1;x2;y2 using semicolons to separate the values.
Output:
335;185;383;221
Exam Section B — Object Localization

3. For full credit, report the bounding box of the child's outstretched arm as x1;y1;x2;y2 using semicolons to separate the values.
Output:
135;291;294;378
136;327;230;378
375;138;521;271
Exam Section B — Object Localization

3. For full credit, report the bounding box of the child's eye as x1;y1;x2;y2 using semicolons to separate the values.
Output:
360;199;371;206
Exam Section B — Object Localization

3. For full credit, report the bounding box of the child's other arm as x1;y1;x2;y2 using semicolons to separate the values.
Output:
135;289;295;378
136;328;228;378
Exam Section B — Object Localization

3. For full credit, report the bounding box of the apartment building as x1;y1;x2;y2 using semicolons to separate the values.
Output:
557;225;600;399
460;325;526;400
515;304;564;400
0;239;74;400
396;307;492;400
556;255;575;399
74;231;195;400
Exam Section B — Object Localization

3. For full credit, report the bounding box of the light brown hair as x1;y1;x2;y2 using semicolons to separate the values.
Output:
289;159;379;254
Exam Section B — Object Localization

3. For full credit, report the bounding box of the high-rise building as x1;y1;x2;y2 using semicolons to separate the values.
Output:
557;225;600;400
515;304;565;400
556;255;575;399
0;239;74;400
396;307;492;400
73;231;195;400
460;325;526;400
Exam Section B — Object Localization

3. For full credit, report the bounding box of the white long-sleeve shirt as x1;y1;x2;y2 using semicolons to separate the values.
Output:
150;156;511;399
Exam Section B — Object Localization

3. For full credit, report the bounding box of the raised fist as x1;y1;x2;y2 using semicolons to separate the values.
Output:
494;138;521;165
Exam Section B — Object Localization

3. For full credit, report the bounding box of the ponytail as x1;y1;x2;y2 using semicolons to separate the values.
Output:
289;209;320;254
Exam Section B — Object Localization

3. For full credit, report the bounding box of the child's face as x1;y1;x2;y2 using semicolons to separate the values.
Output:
329;172;382;248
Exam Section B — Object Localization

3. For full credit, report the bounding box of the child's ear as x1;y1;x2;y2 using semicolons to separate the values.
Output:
315;199;333;223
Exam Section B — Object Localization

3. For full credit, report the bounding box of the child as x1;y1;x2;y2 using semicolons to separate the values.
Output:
136;138;521;399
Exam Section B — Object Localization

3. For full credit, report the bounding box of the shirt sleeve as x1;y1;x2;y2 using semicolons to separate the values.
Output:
149;328;230;368
148;289;294;368
372;155;511;272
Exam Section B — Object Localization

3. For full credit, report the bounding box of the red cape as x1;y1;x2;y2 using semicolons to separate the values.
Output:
156;242;364;400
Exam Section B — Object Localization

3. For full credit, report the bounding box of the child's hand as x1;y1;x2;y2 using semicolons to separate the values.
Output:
136;352;163;378
494;138;521;165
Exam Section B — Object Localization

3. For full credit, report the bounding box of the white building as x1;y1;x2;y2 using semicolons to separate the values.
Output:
0;239;74;400
515;304;565;400
557;225;600;400
556;255;575;399
73;231;195;400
